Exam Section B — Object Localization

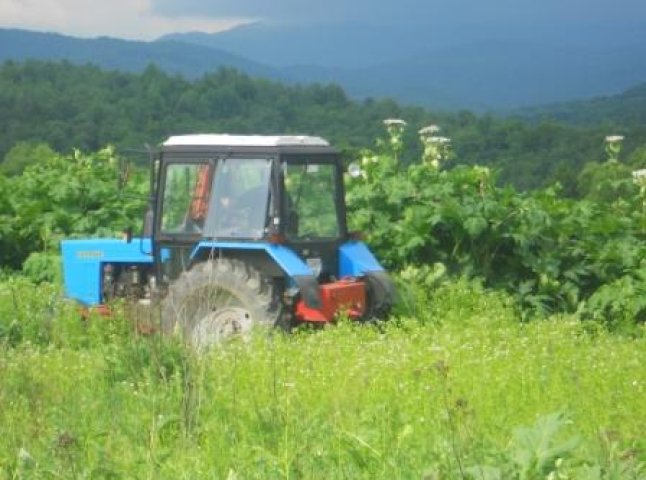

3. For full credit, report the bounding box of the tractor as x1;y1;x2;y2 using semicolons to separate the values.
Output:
61;134;394;348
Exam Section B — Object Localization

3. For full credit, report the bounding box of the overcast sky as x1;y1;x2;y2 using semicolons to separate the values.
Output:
1;0;645;40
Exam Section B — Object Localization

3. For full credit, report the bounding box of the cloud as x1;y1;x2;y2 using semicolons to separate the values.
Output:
2;0;644;40
151;0;646;26
0;0;248;39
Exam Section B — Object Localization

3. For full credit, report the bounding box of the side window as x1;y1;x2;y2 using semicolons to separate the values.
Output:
284;163;339;239
161;164;211;233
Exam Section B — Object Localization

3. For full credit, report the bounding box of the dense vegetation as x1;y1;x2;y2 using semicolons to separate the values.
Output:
2;60;646;190
1;116;645;323
348;122;646;327
0;147;147;270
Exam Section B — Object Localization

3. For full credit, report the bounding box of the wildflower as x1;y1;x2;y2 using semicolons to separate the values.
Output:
473;165;491;177
420;135;452;169
383;118;407;127
18;447;34;466
418;124;441;136
348;163;363;179
604;135;625;162
428;136;451;144
632;168;646;183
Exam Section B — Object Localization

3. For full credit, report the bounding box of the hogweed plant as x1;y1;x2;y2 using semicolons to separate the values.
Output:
418;124;452;169
382;118;407;163
604;135;624;163
633;168;646;232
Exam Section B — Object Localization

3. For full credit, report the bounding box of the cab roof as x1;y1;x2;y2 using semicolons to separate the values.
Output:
163;134;330;148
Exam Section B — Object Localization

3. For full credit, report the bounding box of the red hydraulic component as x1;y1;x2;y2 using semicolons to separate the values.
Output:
80;304;111;319
295;278;366;322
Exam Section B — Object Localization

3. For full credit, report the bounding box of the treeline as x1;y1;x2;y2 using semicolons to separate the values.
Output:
2;60;646;191
515;82;646;127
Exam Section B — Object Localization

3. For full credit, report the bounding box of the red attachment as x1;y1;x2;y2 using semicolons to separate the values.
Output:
295;278;366;323
80;304;111;319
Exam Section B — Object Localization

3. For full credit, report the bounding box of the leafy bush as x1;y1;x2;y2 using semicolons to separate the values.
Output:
347;121;646;326
21;251;61;284
0;146;147;269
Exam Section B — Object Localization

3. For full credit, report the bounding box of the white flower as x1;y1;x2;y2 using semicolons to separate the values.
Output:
419;124;441;135
383;118;407;127
429;136;451;144
633;169;646;187
18;447;34;465
474;166;491;177
605;135;625;143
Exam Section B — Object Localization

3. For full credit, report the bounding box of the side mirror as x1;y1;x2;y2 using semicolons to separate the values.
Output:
348;162;362;178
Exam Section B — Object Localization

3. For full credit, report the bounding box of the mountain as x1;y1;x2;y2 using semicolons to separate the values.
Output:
316;41;646;110
3;27;646;111
159;20;646;69
161;22;646;110
159;22;444;69
0;28;279;80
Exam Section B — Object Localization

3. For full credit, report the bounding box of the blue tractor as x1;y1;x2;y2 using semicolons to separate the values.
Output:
62;134;394;347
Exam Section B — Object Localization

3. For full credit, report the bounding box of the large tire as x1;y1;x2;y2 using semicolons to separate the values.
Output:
364;272;395;321
161;259;279;349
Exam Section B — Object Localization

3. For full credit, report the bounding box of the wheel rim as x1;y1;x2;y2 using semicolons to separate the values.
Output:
191;306;254;349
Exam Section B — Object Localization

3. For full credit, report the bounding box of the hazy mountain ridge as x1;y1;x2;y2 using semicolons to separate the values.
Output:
159;23;646;110
0;28;280;80
2;26;646;110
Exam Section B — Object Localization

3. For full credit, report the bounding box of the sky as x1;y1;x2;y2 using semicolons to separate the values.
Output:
1;0;646;40
0;0;247;39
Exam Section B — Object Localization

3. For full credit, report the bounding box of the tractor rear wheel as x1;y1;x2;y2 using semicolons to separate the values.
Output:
364;272;395;321
161;259;279;349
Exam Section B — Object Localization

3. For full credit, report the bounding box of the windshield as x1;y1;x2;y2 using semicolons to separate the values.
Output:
204;158;271;238
160;158;272;239
283;160;340;240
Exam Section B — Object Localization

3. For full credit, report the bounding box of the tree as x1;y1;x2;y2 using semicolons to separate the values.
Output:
1;142;57;176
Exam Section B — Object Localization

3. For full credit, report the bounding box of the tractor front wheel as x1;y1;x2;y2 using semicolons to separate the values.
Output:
161;259;279;349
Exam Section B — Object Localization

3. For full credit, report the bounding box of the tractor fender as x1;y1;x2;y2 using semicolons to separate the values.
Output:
338;240;385;276
190;241;322;308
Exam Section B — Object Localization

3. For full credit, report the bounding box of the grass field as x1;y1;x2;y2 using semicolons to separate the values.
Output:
0;278;644;479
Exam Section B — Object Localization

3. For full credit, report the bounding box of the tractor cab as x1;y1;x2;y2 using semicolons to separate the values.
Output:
154;135;351;285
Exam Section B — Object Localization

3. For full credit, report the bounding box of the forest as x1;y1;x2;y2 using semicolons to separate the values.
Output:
1;60;646;191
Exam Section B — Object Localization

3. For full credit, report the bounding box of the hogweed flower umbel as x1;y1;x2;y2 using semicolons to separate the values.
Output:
604;135;625;163
634;168;646;232
632;168;646;185
418;124;441;136
633;168;646;199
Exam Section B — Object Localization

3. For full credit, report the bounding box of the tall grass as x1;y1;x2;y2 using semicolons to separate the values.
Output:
0;278;644;478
